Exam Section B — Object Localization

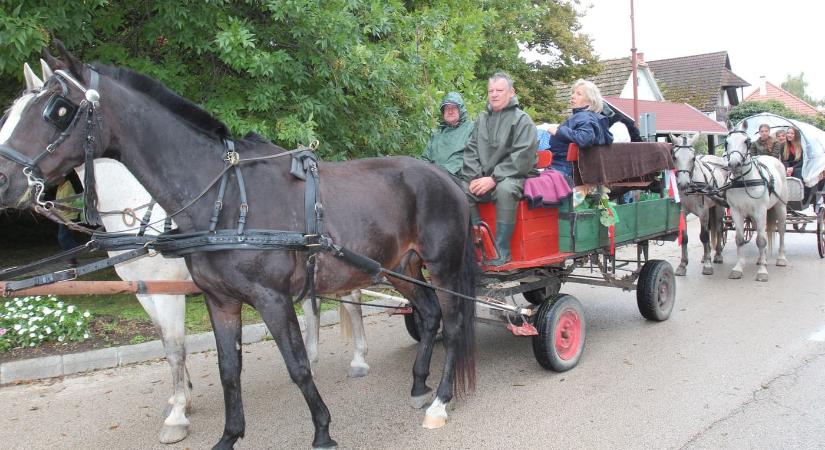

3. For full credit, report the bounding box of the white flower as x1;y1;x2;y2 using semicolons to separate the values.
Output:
13;324;21;331
30;324;38;331
83;311;90;318
76;321;83;327
59;316;65;322
83;333;89;339
67;305;76;313
4;301;9;307
27;304;33;310
17;328;26;335
29;343;35;347
29;332;35;337
37;334;43;339
54;309;63;316
58;336;65;342
15;300;23;307
42;307;53;315
45;327;52;334
20;314;28;319
57;302;64;308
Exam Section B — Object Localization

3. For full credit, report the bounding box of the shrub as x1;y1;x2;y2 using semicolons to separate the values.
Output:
0;295;92;351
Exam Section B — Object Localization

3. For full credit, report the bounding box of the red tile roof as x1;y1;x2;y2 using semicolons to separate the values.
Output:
745;81;819;116
605;97;727;135
648;51;749;112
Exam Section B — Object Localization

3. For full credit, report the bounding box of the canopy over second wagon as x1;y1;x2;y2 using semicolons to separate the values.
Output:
735;112;825;187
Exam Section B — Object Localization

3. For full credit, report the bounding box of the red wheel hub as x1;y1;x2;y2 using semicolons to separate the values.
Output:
555;309;582;360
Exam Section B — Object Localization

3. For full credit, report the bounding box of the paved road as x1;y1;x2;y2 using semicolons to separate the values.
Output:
1;218;824;449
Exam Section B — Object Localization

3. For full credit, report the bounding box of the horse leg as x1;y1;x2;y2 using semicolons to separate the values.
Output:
774;204;788;267
675;222;688;276
202;295;247;450
136;294;192;444
255;290;336;449
729;209;746;279
394;278;440;409
698;213;714;275
421;284;461;429
753;211;769;282
712;207;724;264
341;290;369;378
301;296;320;368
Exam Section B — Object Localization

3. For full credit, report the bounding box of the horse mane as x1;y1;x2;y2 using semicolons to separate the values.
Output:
94;64;231;140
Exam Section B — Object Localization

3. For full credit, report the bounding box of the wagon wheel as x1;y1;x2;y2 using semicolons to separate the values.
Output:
532;294;586;372
403;310;422;342
817;205;825;259
636;260;676;321
521;278;561;305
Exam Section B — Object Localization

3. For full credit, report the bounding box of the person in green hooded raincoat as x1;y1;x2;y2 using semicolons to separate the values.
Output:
462;72;537;266
421;92;474;178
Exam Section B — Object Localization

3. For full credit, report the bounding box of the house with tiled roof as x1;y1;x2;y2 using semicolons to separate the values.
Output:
647;51;750;123
604;97;727;139
553;56;663;107
745;78;819;116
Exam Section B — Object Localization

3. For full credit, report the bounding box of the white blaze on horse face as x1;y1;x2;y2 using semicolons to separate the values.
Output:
0;92;37;144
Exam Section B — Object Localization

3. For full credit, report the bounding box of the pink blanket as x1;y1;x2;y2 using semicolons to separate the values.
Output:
523;169;573;208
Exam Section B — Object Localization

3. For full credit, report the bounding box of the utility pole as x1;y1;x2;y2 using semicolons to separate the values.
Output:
630;0;639;126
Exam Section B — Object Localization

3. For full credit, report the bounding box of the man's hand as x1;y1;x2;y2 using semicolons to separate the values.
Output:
547;124;559;135
469;176;496;196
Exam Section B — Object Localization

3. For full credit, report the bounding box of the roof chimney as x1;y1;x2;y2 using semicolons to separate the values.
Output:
759;76;767;95
636;52;645;66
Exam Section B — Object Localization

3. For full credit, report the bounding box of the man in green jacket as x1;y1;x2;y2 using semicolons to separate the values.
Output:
421;92;474;178
463;72;537;266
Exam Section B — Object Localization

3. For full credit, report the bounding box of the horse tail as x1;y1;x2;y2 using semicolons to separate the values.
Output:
453;220;479;398
709;205;721;249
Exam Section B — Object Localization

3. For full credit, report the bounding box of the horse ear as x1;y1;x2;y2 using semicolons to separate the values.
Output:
40;58;54;80
688;132;702;147
23;62;44;91
52;39;86;81
669;133;678;143
726;120;734;132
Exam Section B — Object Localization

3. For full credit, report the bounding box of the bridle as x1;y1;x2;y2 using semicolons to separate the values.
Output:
723;129;751;170
0;67;103;225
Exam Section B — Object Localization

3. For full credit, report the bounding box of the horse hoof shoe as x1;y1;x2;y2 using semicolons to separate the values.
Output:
728;270;742;279
702;267;713;275
159;424;189;444
347;364;369;378
776;259;788;267
675;267;686;276
756;274;769;282
422;415;447;429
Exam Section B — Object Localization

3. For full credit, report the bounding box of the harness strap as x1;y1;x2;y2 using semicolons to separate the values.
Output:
0;242;99;281
3;247;148;295
137;201;156;236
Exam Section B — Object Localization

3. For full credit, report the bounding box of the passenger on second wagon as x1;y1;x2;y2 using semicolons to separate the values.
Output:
462;72;538;266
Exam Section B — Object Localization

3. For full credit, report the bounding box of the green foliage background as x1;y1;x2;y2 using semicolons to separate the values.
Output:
0;0;599;160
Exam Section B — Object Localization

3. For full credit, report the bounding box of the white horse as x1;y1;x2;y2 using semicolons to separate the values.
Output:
670;133;728;276
723;121;789;281
22;62;371;444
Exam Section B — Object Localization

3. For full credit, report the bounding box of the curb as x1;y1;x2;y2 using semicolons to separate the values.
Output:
1;302;394;385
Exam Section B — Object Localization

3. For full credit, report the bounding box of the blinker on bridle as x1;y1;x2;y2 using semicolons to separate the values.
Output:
0;68;100;210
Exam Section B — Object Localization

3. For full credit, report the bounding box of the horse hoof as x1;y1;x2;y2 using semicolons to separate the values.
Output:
312;442;338;450
422;414;447;429
159;424;189;444
756;273;769;282
776;258;788;267
410;392;432;409
713;256;723;264
728;270;742;279
162;404;172;419
702;266;713;275
675;266;686;276
347;363;369;378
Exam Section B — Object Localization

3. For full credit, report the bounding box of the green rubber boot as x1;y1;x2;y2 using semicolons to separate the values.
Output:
489;221;515;266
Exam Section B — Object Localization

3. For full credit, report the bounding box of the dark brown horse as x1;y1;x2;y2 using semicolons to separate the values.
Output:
0;42;477;449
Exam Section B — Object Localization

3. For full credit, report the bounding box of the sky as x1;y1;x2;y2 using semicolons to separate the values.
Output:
575;0;825;101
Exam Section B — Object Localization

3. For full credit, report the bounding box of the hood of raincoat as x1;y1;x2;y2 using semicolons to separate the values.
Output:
438;92;469;129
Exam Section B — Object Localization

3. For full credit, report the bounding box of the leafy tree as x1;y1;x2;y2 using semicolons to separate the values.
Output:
781;72;821;107
0;0;596;159
729;100;825;132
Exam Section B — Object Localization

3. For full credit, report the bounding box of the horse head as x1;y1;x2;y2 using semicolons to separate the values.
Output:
669;132;701;191
0;40;105;212
724;119;750;173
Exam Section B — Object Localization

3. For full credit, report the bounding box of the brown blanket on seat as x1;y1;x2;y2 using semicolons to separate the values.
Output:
574;142;673;185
